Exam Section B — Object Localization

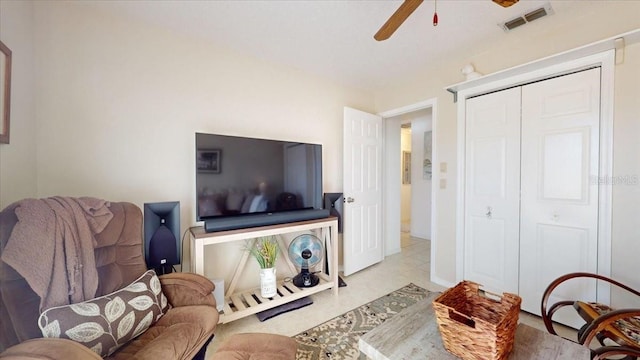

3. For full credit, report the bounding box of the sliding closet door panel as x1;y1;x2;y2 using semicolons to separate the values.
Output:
519;68;600;325
464;87;521;295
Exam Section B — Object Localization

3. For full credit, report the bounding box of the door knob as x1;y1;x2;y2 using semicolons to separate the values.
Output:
346;197;355;203
486;206;492;219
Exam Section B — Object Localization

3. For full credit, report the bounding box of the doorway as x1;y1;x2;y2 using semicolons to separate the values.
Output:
400;123;412;238
381;101;436;258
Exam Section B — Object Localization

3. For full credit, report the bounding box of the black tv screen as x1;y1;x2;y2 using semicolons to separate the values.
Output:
195;132;328;231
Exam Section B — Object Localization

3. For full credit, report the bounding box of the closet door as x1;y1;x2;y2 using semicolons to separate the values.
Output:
519;68;601;324
463;87;521;295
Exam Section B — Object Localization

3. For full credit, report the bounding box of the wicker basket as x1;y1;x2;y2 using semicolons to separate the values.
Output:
432;281;522;360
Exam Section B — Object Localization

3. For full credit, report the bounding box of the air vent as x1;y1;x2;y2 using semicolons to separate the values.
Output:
499;3;554;32
524;7;548;22
504;17;527;30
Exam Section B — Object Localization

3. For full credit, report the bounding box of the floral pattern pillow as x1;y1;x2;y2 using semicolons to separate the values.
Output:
38;270;169;357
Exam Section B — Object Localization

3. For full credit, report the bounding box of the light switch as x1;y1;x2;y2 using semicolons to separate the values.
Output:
440;162;447;173
439;179;447;189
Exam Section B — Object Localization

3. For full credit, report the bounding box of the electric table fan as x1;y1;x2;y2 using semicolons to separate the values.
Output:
288;234;323;288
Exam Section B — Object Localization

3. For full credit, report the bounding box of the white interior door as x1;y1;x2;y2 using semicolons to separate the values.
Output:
463;87;521;295
519;68;601;325
343;107;383;276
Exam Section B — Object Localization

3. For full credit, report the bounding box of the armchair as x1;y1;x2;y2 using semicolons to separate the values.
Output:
0;199;218;359
541;272;640;360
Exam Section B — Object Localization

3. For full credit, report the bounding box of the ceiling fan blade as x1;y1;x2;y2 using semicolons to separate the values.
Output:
374;0;424;41
493;0;519;8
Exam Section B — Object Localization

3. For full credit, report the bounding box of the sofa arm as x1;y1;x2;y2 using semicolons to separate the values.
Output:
0;338;101;360
159;273;217;308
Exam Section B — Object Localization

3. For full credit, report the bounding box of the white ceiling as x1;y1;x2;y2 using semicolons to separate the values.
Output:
87;0;599;92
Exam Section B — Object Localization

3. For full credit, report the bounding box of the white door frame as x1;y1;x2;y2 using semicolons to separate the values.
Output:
379;98;439;282
455;50;615;303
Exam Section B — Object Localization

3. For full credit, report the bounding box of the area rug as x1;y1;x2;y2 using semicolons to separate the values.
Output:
293;283;431;360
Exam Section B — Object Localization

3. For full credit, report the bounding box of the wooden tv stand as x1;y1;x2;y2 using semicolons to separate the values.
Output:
189;216;339;323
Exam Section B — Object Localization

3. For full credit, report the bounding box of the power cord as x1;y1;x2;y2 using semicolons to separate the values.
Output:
179;226;198;273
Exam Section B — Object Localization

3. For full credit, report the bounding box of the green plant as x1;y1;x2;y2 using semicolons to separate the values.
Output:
247;236;278;269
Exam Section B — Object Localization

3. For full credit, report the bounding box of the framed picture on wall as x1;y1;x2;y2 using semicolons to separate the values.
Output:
197;149;221;173
0;40;11;144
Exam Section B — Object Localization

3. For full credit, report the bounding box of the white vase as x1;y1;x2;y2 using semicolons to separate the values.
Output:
260;267;277;298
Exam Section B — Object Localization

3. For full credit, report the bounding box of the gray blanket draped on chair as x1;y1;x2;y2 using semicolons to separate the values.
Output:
1;197;113;311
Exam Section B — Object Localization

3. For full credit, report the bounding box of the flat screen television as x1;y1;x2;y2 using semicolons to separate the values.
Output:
196;132;329;232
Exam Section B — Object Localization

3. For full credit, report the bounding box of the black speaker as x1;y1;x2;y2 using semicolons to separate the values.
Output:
144;201;180;275
323;193;343;233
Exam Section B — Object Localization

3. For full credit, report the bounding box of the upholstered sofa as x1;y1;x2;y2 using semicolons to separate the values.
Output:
0;199;218;359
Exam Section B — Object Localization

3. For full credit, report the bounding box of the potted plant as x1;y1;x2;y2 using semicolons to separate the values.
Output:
248;236;279;298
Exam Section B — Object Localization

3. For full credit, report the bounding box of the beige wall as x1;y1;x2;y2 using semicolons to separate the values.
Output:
29;1;372;262
2;2;373;284
373;2;640;295
0;1;37;208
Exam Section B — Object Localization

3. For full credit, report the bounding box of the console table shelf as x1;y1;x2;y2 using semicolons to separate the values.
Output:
189;217;339;324
221;277;333;323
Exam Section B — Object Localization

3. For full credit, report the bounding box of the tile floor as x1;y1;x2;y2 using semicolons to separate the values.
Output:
206;232;576;357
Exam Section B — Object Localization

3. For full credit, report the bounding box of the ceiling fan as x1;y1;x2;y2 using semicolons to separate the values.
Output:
374;0;520;41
